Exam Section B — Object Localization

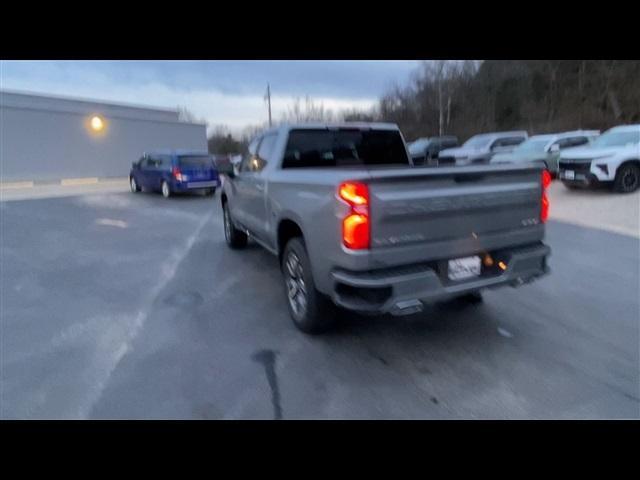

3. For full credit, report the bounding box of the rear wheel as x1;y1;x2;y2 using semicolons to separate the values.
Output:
282;237;336;334
223;202;247;248
613;163;640;193
207;188;216;196
130;176;140;193
161;181;171;198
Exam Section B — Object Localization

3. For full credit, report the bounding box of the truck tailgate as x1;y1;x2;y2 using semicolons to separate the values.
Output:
367;165;544;252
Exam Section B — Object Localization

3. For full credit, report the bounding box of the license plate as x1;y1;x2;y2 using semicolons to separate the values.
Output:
564;170;575;180
448;256;481;281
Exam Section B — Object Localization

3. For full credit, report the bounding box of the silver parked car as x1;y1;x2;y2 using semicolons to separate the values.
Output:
438;131;529;166
490;130;600;176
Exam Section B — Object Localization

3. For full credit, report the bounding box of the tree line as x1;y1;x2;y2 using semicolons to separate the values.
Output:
206;60;640;154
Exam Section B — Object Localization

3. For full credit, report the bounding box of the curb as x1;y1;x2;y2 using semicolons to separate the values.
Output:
0;177;128;189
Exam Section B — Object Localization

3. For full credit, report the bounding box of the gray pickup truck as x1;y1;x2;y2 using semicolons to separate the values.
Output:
219;123;551;334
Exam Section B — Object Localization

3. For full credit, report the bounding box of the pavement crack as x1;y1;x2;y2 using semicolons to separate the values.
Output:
251;349;283;420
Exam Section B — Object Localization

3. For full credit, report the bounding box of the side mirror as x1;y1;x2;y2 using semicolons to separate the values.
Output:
549;144;560;153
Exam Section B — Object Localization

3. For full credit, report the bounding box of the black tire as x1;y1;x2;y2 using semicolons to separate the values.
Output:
436;291;483;311
207;188;216;196
281;237;336;334
222;201;247;249
613;163;640;193
562;181;580;190
129;176;140;193
161;180;171;198
459;291;483;304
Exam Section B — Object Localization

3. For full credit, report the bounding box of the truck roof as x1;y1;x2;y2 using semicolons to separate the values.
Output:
265;122;400;136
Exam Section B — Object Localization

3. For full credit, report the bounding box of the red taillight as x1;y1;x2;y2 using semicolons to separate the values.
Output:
343;214;370;249
339;182;368;207
173;166;187;182
542;169;552;189
338;182;370;249
541;170;551;223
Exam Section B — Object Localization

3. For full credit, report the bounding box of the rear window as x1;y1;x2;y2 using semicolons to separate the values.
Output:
282;129;409;168
179;155;213;168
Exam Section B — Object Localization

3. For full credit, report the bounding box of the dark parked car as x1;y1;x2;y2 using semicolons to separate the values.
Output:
408;136;459;166
129;151;220;198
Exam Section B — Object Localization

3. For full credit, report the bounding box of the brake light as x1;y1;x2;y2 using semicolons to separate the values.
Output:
339;182;370;249
542;169;552;189
339;182;368;207
172;166;186;182
541;170;551;223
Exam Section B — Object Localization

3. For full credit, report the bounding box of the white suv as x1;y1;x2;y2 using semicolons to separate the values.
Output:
558;125;640;193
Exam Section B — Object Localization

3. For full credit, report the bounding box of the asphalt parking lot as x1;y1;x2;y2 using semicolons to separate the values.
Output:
1;184;639;419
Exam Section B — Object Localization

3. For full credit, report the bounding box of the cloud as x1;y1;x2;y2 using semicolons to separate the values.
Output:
1;60;416;134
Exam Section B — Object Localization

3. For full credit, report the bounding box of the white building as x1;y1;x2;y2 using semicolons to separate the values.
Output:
0;90;208;182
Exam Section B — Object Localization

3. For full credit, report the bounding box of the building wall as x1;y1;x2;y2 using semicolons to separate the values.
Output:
1;93;207;182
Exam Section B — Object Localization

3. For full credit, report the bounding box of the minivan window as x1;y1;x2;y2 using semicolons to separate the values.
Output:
179;155;213;168
158;155;172;169
283;129;409;168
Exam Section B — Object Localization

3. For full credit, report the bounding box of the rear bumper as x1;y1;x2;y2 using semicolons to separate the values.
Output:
171;179;220;191
329;242;550;315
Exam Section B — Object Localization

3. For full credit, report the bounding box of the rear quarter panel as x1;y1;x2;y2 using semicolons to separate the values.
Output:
267;168;372;294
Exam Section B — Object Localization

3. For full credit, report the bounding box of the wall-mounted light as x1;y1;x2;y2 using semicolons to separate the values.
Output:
90;115;104;132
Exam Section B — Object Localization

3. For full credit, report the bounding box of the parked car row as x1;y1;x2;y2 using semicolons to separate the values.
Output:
408;124;640;193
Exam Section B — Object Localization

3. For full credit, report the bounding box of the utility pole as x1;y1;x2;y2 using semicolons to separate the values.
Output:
265;83;272;127
438;76;443;136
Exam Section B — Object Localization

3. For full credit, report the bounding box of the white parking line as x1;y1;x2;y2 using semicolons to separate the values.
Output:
77;212;213;419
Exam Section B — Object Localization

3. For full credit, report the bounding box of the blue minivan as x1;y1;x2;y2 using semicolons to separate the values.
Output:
130;151;220;198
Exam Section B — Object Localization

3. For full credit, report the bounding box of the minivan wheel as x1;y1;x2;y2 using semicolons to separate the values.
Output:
282;237;336;334
130;176;140;193
161;181;171;198
222;202;247;248
614;163;640;193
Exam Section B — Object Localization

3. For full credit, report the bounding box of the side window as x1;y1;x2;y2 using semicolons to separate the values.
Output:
502;136;526;147
159;155;172;170
554;138;574;150
145;156;159;168
254;134;277;172
569;137;589;148
240;137;261;172
491;138;505;149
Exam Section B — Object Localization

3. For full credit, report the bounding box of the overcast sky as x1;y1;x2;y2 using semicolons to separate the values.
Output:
0;61;420;134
